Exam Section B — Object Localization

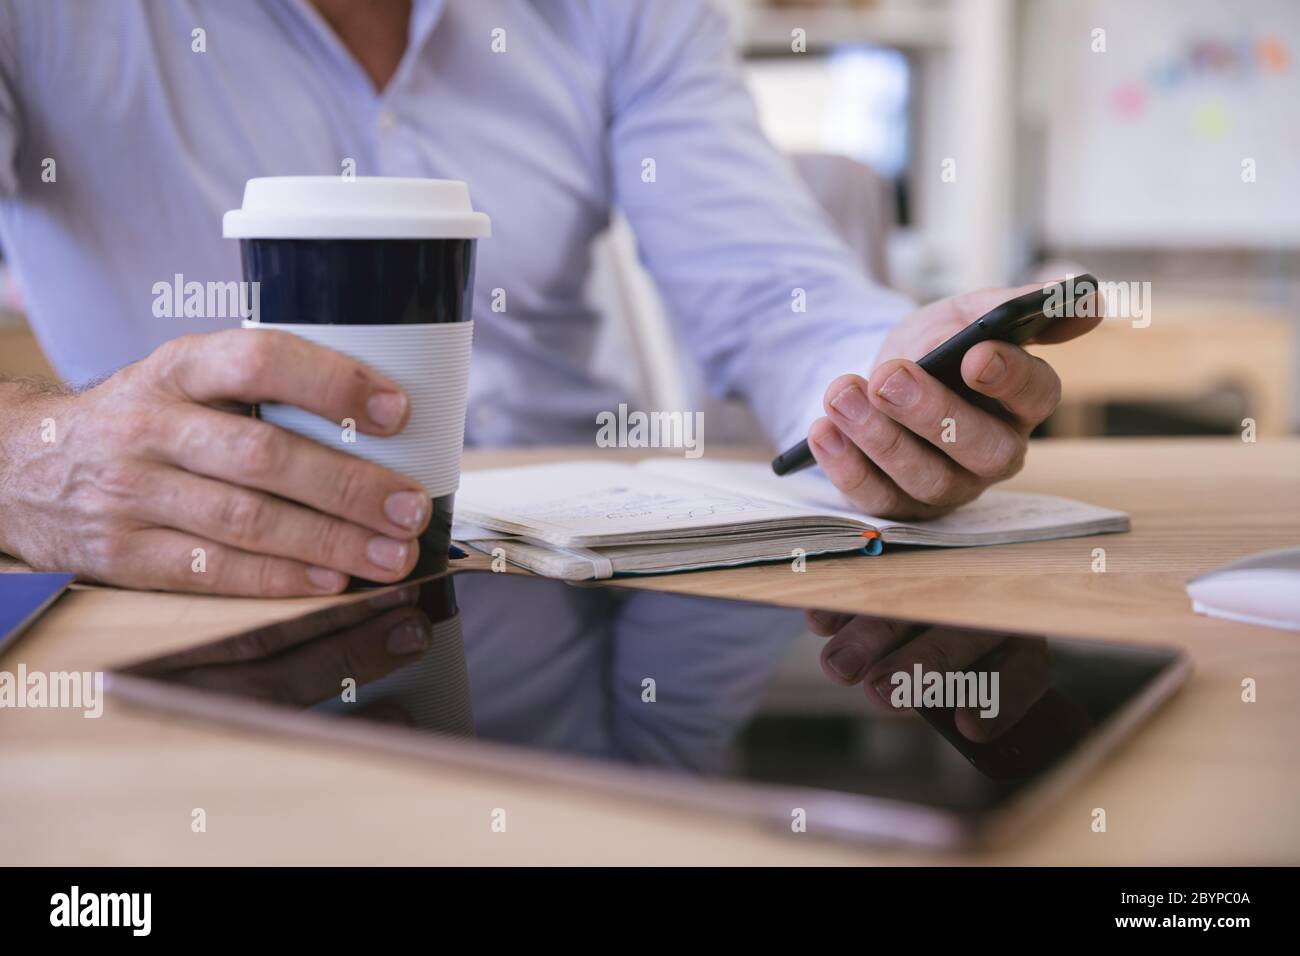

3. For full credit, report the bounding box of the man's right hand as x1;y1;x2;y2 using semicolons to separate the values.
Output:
0;330;431;595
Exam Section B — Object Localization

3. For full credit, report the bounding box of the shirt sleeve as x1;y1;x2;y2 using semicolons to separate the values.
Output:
601;0;914;451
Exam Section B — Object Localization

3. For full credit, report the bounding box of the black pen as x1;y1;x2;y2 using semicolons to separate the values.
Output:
770;275;1098;476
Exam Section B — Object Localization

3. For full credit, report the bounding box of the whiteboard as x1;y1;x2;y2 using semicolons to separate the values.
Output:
1044;0;1300;247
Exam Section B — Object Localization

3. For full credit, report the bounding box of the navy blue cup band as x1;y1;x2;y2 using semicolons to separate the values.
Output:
239;237;476;325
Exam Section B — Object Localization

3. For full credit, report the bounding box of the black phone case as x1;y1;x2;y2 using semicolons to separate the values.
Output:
916;273;1098;401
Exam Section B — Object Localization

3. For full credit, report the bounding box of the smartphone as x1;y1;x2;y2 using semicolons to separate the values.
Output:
771;273;1099;475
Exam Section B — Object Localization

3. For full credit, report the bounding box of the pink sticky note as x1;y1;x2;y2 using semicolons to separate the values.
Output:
1111;82;1146;118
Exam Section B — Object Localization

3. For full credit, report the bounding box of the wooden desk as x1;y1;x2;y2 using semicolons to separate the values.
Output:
2;438;1298;864
1032;300;1296;437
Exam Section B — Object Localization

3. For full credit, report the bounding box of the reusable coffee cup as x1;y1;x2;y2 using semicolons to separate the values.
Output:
223;177;491;580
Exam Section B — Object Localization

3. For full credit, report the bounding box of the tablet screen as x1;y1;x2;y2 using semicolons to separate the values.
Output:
113;570;1187;844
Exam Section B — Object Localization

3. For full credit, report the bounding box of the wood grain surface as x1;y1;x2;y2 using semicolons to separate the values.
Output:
1;437;1297;864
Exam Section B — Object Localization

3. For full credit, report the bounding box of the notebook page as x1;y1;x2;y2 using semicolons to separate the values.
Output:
876;491;1129;541
639;459;1127;539
456;462;814;546
637;459;876;522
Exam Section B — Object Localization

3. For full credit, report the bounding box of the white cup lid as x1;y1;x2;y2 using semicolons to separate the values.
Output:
223;176;491;239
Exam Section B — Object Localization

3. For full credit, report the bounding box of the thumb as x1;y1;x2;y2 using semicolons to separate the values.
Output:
941;279;1103;345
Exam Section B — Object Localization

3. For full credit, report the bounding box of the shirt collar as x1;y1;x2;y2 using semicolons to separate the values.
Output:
281;0;447;100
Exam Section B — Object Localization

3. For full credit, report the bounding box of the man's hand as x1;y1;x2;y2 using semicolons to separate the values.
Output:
806;610;1052;743
0;330;431;595
807;283;1102;520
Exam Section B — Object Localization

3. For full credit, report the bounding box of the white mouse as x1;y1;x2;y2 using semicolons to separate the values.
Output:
1187;547;1300;632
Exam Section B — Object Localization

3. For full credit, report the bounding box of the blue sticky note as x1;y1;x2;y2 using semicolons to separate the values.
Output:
0;573;75;654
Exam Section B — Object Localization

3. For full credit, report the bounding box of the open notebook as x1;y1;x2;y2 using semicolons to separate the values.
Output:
452;459;1130;581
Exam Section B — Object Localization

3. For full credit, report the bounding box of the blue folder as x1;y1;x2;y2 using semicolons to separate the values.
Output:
0;572;76;654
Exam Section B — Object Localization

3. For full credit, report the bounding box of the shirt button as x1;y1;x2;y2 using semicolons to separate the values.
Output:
377;110;397;131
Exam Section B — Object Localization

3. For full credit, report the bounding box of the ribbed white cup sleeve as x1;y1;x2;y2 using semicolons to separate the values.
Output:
241;321;474;497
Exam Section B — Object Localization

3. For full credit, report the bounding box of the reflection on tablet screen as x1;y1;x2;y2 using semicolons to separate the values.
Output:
113;569;1189;848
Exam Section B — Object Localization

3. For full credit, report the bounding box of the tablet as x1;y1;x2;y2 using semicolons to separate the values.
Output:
108;569;1189;849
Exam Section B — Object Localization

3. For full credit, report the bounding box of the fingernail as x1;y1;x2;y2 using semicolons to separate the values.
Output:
826;645;866;682
386;618;431;656
812;427;847;455
448;545;468;559
876;368;920;407
306;566;346;592
367;536;409;572
808;609;839;630
369;584;415;610
976;352;1006;385
384;491;427;530
367;391;407;429
830;384;871;424
873;676;895;704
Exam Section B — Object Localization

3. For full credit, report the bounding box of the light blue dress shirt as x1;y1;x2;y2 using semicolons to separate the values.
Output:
0;0;911;451
0;0;908;718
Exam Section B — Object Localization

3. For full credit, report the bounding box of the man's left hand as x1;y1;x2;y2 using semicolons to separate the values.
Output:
807;283;1102;520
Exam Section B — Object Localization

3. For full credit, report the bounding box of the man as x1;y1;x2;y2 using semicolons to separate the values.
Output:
0;0;1097;596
